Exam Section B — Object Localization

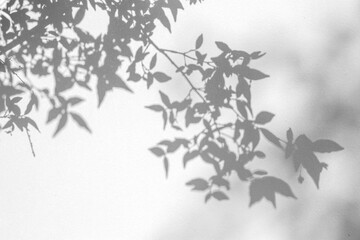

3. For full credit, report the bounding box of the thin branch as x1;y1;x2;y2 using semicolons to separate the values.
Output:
25;127;36;157
161;48;215;67
149;38;206;102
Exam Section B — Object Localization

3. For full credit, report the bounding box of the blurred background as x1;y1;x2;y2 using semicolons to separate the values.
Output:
0;0;360;239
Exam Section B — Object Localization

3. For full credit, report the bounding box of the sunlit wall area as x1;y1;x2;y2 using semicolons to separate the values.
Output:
0;1;359;240
152;0;360;239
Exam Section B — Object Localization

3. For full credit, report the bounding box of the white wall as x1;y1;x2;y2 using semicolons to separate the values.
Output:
1;0;359;239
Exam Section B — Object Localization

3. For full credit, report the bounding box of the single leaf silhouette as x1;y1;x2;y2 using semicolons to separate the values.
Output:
255;111;274;125
254;151;266;159
110;74;133;92
236;100;248;119
186;178;209;191
135;46;144;62
212;191;229;201
163;156;169;178
166;139;182;153
286;128;293;143
70;112;91;133
183;150;199;168
295;134;313;152
303;154;323;189
24;93;38;114
195;34;203;49
169;112;175;124
149;54;157;70
97;80;107;107
153;72;172;82
11;96;22;103
68;97;84;106
159;91;171;108
89;0;96;9
215;41;231;53
162;109;168;129
293;149;322;188
250;51;266;59
53;113;68;137
205;192;212;203
152;5;172;32
158;140;173;146
149;147;165;157
243;67;269;80
145;105;164;112
24;117;40;132
249;176;296;208
167;0;184;21
260;128;282;148
312;139;344;153
74;7;86;25
285;128;294;158
47;108;61;123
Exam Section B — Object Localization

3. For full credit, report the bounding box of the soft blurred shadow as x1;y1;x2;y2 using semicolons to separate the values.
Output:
151;0;360;239
2;1;359;239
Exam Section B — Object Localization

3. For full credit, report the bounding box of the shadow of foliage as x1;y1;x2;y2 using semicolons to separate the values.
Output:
0;0;343;207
